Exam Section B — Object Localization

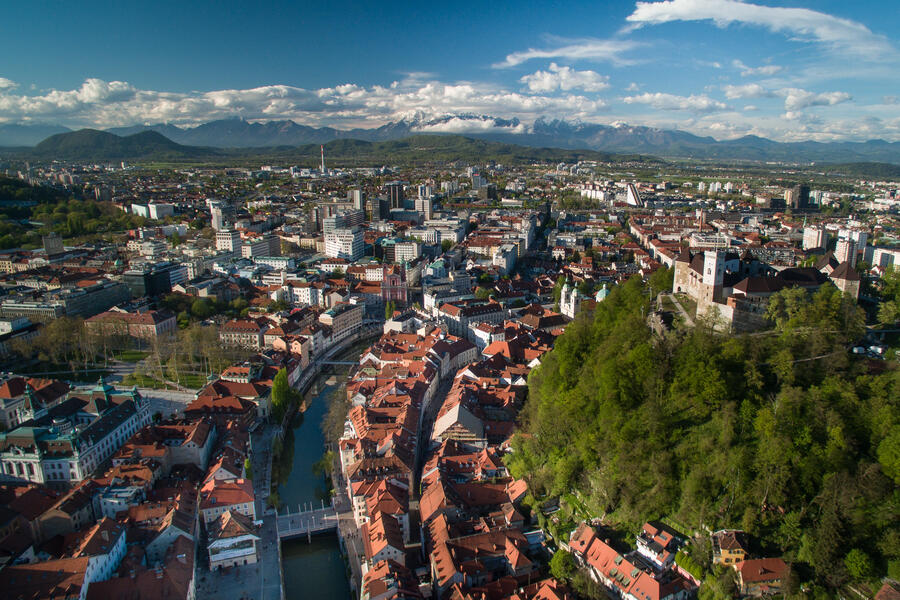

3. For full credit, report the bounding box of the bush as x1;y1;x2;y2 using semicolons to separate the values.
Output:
675;549;705;580
844;548;873;580
549;549;576;580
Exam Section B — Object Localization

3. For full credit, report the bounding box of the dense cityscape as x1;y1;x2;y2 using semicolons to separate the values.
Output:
0;149;896;600
1;1;900;600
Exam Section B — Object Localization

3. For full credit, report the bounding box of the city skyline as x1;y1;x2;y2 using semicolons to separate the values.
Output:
1;0;898;142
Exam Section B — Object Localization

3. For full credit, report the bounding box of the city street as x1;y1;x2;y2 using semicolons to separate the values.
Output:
330;464;365;594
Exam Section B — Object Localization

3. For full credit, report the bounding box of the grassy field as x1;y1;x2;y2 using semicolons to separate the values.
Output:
121;372;166;389
113;350;150;363
674;293;698;319
122;371;208;390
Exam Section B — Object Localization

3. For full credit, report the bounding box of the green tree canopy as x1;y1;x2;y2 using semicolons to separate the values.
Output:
507;277;898;591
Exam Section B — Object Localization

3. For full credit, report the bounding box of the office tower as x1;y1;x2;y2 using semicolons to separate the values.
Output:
384;182;404;209
208;199;232;231
377;197;391;220
787;184;810;210
415;196;434;220
348;189;366;212
325;228;364;261
323;209;365;234
216;229;241;255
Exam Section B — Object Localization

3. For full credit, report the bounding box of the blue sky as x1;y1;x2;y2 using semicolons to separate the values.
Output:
0;0;898;141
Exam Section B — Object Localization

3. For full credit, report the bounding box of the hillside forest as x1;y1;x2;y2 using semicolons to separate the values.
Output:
507;276;899;597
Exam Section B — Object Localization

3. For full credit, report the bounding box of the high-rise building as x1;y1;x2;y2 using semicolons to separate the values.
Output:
376;198;391;221
323;209;366;234
415;196;434;220
802;227;828;251
835;238;857;268
208;200;232;231
384;182;405;209
786;184;810;210
348;189;366;212
625;184;644;208
325;228;364;262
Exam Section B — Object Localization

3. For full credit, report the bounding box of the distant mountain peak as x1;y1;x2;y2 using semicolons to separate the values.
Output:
2;115;898;164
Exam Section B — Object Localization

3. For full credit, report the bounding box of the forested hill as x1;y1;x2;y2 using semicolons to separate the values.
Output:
32;129;211;161
507;277;899;595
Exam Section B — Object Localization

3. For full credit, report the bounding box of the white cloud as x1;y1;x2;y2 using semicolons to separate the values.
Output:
626;0;894;57
623;92;728;112
411;117;529;134
723;83;773;99
743;105;758;111
520;63;609;93
0;78;17;90
732;59;782;77
494;38;641;68
722;83;851;110
778;88;851;111
0;77;607;129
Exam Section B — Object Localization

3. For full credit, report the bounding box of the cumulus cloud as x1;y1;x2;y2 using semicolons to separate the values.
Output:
723;83;774;99
722;83;851;110
625;0;894;57
0;78;17;90
778;88;851;111
519;63;609;93
411;116;529;134
732;59;782;77
0;77;607;129
623;92;728;112
494;37;640;68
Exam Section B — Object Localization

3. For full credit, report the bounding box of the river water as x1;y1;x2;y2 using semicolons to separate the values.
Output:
278;376;352;599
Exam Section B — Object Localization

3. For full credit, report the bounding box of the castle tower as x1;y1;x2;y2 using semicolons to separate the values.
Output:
701;250;725;305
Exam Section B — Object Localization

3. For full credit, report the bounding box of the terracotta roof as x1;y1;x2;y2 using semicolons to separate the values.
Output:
0;556;91;600
200;478;254;510
736;558;787;584
209;509;258;542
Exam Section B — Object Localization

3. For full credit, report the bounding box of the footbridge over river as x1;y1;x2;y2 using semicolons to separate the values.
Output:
275;504;338;540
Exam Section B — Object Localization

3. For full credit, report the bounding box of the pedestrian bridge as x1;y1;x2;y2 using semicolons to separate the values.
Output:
275;504;338;539
319;360;357;366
